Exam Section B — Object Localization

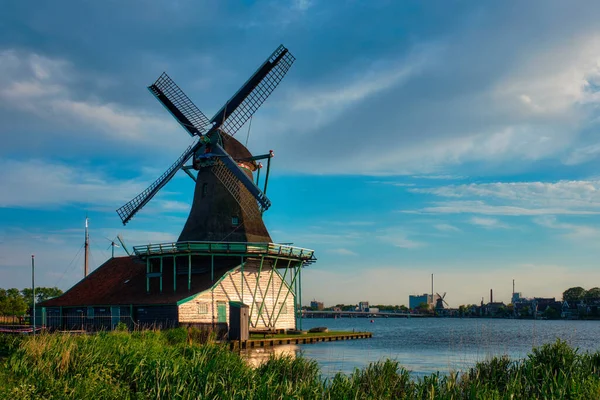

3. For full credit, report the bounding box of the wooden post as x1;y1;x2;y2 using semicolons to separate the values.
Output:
188;254;192;291
173;256;176;292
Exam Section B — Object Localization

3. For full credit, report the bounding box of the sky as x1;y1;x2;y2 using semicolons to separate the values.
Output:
2;0;600;307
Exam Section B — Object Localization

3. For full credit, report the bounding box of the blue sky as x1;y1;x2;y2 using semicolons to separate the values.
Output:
3;1;600;307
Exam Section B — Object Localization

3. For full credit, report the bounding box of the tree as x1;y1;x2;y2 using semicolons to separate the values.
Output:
543;307;560;320
0;288;28;316
416;302;431;314
585;287;600;300
21;287;63;304
520;305;530;318
563;287;586;302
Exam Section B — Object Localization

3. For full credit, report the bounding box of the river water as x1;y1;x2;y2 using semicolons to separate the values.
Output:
244;318;600;378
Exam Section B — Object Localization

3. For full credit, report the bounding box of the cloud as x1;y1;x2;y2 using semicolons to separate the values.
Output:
406;200;600;216
247;4;600;176
0;50;187;155
0;158;191;213
326;248;358;256
369;181;416;187
409;180;600;216
434;223;461;232
284;43;438;132
412;175;467;180
469;217;509;229
533;216;600;240
377;230;425;249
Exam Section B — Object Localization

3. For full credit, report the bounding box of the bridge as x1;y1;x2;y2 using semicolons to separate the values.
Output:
302;310;429;318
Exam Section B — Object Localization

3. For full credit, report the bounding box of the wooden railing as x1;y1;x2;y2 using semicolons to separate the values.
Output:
132;241;315;261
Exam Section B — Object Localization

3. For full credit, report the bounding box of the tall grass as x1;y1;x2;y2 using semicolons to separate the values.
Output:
1;331;600;399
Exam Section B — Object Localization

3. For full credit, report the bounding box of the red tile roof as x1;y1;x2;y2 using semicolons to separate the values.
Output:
40;256;236;307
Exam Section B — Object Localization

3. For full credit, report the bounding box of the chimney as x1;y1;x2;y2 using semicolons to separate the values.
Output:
490;289;493;303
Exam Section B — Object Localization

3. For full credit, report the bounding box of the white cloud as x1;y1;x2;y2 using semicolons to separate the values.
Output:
434;223;461;232
0;158;191;212
533;215;600;240
410;180;600;215
469;217;509;229
407;200;600;216
0;50;185;150
376;230;425;249
279;43;440;133
326;248;358;256
412;175;467;180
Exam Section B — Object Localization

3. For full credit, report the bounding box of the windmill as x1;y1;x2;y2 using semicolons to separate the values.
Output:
435;292;448;310
116;45;295;242
105;237;120;258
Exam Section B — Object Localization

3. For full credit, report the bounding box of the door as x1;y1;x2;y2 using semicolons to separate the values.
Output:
111;307;121;329
217;302;227;323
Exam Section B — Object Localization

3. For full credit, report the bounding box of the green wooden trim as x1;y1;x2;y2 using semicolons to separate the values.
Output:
159;257;163;293
188;254;192;291
274;261;302;326
176;265;237;306
269;259;291;327
257;258;277;327
146;258;150;293
173;255;176;292
249;256;265;324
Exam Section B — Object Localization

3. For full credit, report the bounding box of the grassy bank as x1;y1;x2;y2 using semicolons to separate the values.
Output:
1;330;600;399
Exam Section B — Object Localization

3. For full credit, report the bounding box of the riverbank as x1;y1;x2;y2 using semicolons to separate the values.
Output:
232;331;372;350
1;330;600;399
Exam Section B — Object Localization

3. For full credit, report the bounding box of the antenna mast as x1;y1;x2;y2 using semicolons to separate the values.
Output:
431;273;434;306
84;217;89;277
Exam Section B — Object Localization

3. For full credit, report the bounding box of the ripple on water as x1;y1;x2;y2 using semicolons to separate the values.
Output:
242;318;600;378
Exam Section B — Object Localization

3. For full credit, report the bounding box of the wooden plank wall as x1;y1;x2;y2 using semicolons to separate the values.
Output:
179;265;296;330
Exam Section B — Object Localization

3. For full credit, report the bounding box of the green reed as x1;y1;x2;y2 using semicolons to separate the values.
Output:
1;331;600;399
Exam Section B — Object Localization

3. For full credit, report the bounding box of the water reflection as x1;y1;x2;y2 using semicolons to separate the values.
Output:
241;344;299;367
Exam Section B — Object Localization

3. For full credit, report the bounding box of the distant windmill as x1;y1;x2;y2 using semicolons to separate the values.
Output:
105;237;120;259
116;45;295;243
435;292;449;310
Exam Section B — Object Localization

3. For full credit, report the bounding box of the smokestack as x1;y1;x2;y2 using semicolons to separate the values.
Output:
431;274;434;303
490;289;493;303
513;279;515;295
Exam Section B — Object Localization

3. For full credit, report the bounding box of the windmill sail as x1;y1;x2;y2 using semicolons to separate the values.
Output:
210;45;295;136
212;143;271;211
116;139;198;224
148;73;212;136
117;45;294;225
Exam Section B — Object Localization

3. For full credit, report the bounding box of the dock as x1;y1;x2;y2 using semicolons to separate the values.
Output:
229;331;372;350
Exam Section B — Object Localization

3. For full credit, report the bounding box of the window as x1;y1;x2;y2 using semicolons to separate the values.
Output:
231;216;239;226
278;302;287;315
197;303;208;314
202;183;208;198
87;307;94;319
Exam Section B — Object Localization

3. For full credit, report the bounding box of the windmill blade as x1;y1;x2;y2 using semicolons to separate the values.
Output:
148;72;212;136
116;139;199;224
212;161;262;220
212;142;271;211
117;235;131;256
210;45;295;137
